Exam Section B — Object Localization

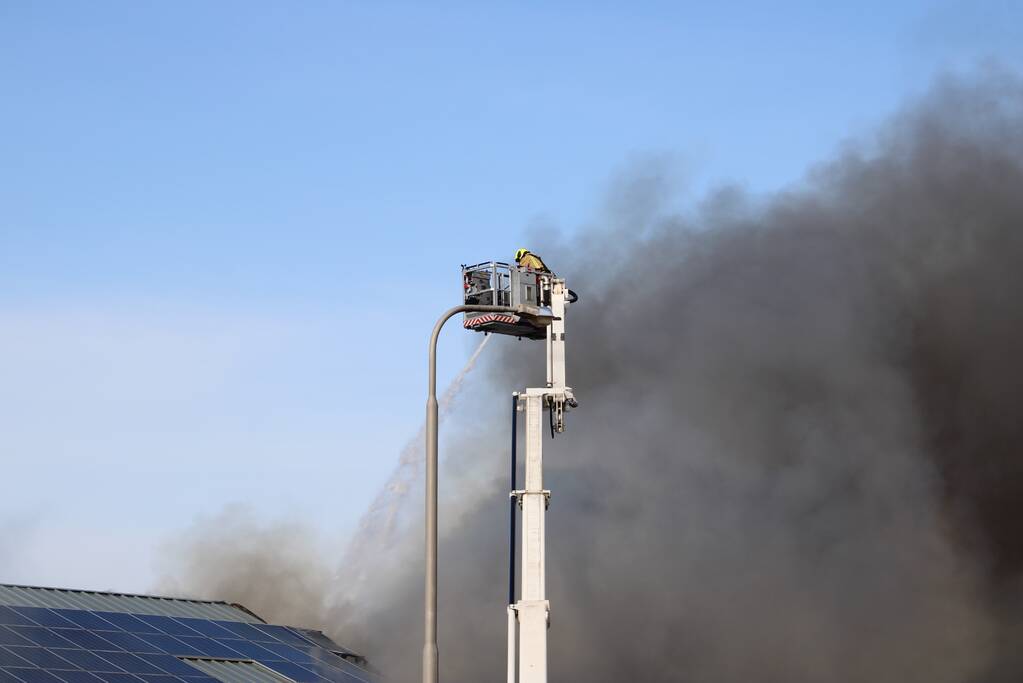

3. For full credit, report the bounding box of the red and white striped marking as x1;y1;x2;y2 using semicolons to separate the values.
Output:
465;313;519;328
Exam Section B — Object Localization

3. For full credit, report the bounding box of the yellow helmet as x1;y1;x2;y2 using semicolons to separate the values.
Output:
515;248;529;262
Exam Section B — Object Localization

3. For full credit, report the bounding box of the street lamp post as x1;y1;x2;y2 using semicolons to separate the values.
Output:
425;304;516;683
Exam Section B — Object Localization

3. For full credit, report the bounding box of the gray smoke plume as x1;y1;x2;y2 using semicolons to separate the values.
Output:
159;505;335;630
160;69;1023;682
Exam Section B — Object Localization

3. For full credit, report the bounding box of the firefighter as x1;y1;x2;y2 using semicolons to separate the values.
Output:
515;248;552;273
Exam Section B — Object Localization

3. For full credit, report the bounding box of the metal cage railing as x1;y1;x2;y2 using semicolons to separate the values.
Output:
462;261;550;309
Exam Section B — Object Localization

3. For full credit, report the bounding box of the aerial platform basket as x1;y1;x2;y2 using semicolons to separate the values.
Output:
462;261;554;340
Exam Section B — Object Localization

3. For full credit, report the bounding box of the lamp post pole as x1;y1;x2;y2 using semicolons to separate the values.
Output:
425;304;516;683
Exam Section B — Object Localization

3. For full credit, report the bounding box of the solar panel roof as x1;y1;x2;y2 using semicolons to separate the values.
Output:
0;585;376;683
0;586;257;624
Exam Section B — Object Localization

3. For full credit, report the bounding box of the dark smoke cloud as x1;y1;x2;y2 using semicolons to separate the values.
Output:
161;69;1023;682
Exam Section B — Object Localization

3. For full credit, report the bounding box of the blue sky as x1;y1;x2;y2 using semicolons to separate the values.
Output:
1;1;1021;591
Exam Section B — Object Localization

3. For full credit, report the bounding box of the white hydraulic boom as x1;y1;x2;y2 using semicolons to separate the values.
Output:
459;262;577;683
511;277;575;683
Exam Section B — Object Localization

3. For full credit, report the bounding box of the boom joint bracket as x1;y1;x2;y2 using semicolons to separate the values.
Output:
509;489;552;509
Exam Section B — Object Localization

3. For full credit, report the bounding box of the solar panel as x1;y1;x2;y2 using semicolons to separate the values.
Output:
0;650;31;668
0;629;32;648
257;643;313;664
0;610;35;629
134;633;189;655
92;613;159;634
54;648;120;671
6;669;65;682
94;674;142;682
4;647;77;670
50;672;104;683
210;622;265;641
9;610;76;630
180;638;240;659
252;627;311;648
174;620;234;641
55;630;120;652
211;639;278;661
6;628;76;650
97;651;167;676
0;599;377;683
138;616;203;639
137;653;205;676
54;612;116;632
96;631;159;653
